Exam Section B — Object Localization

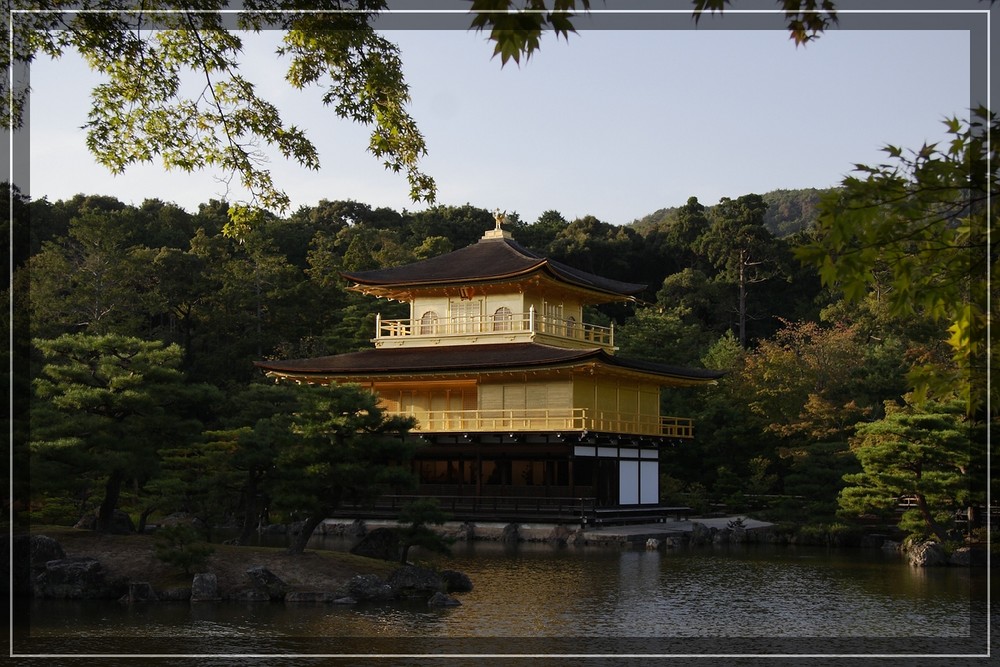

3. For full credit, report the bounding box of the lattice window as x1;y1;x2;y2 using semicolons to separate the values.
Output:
451;300;481;333
419;310;439;335
492;306;513;331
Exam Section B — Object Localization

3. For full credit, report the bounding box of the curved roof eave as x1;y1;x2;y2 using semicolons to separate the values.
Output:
339;238;646;298
254;343;724;384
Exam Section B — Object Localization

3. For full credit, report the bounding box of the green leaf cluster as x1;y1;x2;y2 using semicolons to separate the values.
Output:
796;108;996;414
838;399;973;542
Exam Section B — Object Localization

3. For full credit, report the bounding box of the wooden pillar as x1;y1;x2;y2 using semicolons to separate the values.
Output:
475;445;482;498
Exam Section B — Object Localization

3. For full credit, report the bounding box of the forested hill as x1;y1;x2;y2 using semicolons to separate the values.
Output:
630;188;830;238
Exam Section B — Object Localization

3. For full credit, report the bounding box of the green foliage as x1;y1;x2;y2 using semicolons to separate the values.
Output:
838;399;973;542
7;3;434;234
761;188;826;237
153;524;215;576
27;494;83;527
396;499;454;565
616;307;711;368
776;441;859;524
31;333;217;532
271;383;417;554
796;109;996;414
696;194;789;346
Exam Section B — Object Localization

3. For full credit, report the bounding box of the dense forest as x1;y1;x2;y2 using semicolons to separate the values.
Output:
10;183;987;544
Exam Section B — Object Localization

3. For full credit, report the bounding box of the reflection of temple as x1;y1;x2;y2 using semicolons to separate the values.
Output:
256;219;721;519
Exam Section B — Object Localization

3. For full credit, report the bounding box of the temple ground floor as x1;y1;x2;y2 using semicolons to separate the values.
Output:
334;431;691;525
405;431;672;507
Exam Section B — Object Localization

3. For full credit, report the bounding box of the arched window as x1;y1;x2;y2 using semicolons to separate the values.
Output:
492;306;513;331
419;310;439;335
566;315;577;338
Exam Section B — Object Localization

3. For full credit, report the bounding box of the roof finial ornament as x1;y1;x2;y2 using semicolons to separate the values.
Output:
484;208;513;240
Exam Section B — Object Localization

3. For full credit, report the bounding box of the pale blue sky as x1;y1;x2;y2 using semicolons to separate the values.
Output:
25;14;975;225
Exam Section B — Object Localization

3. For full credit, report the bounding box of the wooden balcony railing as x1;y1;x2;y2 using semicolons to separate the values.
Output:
385;408;694;439
375;306;614;348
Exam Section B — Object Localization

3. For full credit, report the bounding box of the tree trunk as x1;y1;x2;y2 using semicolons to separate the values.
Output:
96;470;125;532
738;249;747;347
915;494;950;543
237;471;264;546
286;513;324;555
137;505;156;534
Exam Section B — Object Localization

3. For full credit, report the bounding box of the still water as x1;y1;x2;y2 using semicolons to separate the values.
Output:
17;540;990;658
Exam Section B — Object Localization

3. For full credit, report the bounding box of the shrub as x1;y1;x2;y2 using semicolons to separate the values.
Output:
153;524;214;575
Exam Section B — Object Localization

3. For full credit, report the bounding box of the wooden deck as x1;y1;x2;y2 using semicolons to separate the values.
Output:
329;494;692;527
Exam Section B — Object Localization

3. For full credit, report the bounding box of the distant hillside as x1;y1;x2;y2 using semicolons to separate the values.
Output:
630;187;834;238
761;188;830;237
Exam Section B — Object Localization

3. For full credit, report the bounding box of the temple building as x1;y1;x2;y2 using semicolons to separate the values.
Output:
255;213;721;516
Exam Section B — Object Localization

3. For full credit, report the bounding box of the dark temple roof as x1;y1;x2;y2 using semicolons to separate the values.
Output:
340;236;646;297
255;343;723;384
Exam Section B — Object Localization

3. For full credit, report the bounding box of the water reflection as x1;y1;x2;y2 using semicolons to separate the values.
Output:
16;541;988;659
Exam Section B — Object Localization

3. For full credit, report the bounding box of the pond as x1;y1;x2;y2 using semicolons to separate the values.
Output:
16;539;990;660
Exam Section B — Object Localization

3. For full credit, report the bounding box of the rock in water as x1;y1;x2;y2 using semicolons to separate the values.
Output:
907;541;949;567
191;572;220;601
427;591;461;607
36;557;126;599
340;574;394;602
387;565;445;599
12;534;66;597
439;569;473;593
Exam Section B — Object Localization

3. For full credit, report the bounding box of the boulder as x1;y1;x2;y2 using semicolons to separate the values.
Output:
340;574;394;602
74;510;135;535
245;566;288;599
35;557;127;599
427;592;461;607
907;540;949;567
387;565;444;599
350;527;401;562
12;534;66;597
546;525;575;546
948;547;971;567
645;538;660;551
190;572;221;601
439;569;473;593
947;546;986;567
689;522;713;546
